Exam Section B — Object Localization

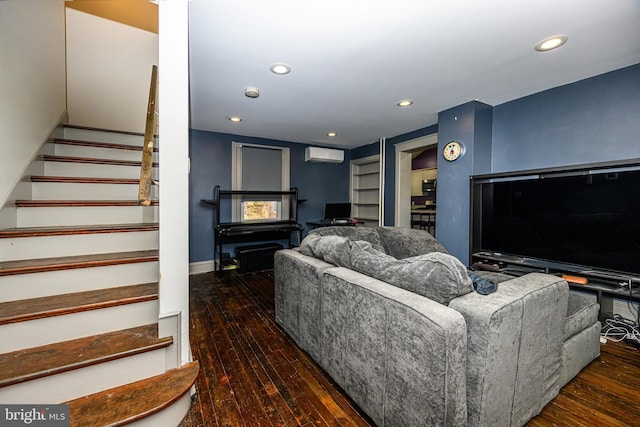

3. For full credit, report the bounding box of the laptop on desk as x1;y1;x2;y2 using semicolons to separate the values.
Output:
323;203;352;223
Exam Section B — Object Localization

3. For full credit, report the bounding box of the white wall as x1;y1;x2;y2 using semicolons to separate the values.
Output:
158;0;191;365
65;8;159;133
0;0;67;208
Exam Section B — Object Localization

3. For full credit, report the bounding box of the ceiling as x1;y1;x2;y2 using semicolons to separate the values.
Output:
188;0;640;149
66;0;158;34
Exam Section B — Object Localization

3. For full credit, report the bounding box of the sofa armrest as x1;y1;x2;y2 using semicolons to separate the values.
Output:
448;273;569;427
274;249;334;361
321;267;468;427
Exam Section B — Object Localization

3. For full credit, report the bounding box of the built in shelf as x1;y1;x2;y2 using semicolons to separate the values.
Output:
351;154;381;226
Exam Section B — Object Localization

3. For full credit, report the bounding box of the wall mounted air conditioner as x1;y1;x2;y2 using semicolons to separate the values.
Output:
304;147;344;163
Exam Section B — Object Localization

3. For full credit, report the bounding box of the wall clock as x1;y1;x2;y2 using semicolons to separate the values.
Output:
443;141;464;162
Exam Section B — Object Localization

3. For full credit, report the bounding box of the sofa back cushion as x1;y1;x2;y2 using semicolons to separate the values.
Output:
309;226;386;253
320;267;468;426
350;241;473;305
299;234;353;269
375;226;448;259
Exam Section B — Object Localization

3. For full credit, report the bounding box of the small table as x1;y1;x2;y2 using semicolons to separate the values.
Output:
307;219;362;229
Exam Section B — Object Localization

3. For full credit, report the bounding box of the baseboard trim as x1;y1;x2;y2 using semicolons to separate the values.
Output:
158;311;181;370
189;260;216;275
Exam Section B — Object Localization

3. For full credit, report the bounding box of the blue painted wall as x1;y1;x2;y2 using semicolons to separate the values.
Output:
189;129;351;263
436;102;492;262
351;140;379;160
492;63;640;172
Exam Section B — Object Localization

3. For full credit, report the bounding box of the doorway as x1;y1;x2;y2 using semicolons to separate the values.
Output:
394;134;438;228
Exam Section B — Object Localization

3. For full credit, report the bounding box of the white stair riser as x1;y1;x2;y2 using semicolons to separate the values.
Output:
0;262;159;303
0;300;159;353
0;231;159;262
63;128;145;147
44;161;158;180
17;205;159;227
31;182;158;201
0;347;169;404
129;393;192;427
51;143;158;163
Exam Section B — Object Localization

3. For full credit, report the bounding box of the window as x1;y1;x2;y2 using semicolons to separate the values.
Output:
241;200;281;221
232;143;290;222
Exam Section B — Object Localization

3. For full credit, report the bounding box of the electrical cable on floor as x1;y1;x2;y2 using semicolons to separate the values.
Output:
601;314;640;344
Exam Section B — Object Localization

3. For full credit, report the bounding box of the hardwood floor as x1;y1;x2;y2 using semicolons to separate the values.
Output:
180;270;640;427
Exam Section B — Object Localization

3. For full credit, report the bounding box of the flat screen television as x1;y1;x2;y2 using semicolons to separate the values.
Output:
471;160;640;281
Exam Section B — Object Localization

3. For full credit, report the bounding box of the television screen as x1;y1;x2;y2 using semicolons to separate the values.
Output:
472;167;640;276
324;202;351;220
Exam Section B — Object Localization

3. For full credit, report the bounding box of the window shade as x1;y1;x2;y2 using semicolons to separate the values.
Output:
241;146;283;200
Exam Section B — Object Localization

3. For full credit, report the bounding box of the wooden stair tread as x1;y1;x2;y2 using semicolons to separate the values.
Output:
53;138;158;153
40;154;158;168
14;199;159;207
0;223;158;238
0;249;158;277
66;360;199;427
30;175;142;185
0;282;158;325
0;324;172;387
63;124;145;137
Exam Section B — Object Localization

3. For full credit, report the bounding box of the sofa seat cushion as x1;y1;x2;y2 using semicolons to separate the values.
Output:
350;241;473;305
560;321;601;388
565;291;600;340
376;226;448;259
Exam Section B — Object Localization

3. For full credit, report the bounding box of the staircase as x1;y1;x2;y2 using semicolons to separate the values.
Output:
0;125;198;426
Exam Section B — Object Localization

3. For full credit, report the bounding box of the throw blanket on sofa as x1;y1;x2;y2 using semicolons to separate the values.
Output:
299;233;497;304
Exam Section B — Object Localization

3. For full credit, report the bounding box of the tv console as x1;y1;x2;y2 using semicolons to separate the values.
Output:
471;251;640;321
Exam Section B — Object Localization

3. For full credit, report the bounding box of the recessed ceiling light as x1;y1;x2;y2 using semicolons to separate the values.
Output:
270;63;291;75
327;132;337;137
227;116;242;122
397;99;414;107
535;35;568;52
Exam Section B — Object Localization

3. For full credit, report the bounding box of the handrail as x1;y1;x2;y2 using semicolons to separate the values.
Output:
138;65;158;206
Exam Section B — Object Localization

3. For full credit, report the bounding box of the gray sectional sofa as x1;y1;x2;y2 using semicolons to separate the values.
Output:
274;226;601;427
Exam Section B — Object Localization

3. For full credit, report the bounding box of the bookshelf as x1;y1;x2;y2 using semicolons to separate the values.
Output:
350;154;381;227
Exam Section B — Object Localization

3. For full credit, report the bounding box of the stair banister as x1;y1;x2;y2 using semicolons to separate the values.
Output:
138;65;158;206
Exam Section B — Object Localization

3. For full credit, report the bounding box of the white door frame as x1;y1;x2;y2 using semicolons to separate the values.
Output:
394;133;438;227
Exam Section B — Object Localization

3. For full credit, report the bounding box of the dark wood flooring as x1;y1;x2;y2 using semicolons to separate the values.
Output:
180;270;640;427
